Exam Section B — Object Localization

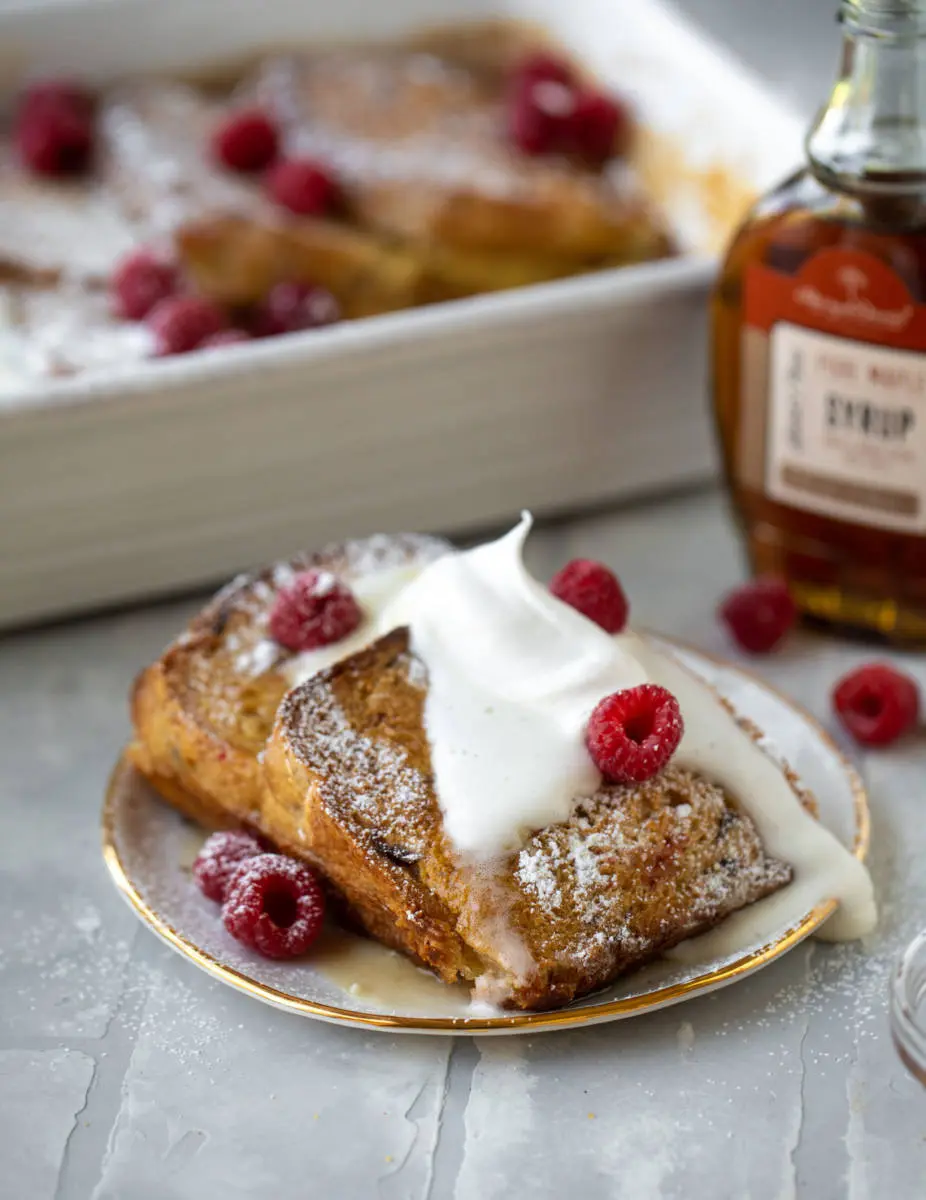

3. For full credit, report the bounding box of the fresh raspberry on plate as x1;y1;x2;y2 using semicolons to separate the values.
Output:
265;157;338;216
250;281;341;337
211;108;279;173
193;830;263;903
110;249;179;321
269;569;362;652
550;558;629;634
222;853;325;959
586;684;684;783
832;662;920;747
147;295;227;355
718;578;797;654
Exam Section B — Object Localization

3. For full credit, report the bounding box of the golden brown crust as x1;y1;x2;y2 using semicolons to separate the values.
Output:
129;535;450;831
249;36;672;261
264;630;794;1011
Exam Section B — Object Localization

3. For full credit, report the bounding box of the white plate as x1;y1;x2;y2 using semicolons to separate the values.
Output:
103;640;869;1035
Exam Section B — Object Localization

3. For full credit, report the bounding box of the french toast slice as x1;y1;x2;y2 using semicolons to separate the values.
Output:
87;35;670;316
247;42;674;264
129;534;449;831
97;79;430;314
261;629;794;1011
97;76;583;314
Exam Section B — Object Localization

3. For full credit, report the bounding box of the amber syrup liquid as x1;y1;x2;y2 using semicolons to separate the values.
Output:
712;167;926;643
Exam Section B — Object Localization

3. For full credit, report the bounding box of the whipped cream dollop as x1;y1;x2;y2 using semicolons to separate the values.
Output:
381;513;876;941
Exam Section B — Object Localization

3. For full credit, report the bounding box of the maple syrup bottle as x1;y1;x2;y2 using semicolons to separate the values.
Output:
713;0;926;642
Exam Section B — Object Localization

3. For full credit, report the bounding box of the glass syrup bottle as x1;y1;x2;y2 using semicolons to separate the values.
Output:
713;0;926;642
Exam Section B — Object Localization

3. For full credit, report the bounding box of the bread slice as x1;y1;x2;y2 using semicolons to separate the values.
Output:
128;534;449;831
262;628;793;1011
247;37;674;264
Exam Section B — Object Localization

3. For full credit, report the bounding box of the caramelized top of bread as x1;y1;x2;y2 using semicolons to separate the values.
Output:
247;45;671;260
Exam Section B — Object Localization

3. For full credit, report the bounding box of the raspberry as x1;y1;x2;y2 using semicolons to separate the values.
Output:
251;281;341;337
586;684;684;783
718;578;797;654
265;158;338;216
201;328;251;349
550;558;629;634
211;108;279;173
15;102;93;176
512;52;575;89
268;569;362;652
222;853;325;959
147;295;226;356
568;89;630;165
832;663;920;747
192;830;263;903
19;79;95;121
110;249;179;320
507;77;576;156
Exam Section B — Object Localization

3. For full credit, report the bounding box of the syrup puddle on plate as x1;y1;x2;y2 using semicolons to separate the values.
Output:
175;832;476;1017
310;927;475;1017
177;826;207;872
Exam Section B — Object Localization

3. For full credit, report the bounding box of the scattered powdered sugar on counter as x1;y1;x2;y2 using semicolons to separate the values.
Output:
3;901;136;1040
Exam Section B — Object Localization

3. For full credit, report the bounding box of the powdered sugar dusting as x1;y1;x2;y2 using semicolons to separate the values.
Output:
282;672;434;854
250;48;653;210
279;629;792;999
159;532;450;748
512;766;791;976
198;532;450;682
234;638;280;677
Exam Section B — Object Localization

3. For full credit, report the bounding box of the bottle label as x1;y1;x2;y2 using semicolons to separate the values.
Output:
742;247;926;533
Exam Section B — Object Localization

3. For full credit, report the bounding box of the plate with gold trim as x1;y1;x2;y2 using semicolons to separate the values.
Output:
102;641;869;1035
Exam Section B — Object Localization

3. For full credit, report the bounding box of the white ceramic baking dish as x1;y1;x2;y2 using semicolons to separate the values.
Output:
0;0;802;628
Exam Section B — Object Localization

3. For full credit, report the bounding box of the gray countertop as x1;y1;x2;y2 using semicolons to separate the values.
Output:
4;3;925;1197
3;488;926;1200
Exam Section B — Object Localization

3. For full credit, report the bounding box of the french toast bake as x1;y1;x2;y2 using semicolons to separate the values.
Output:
127;517;880;1012
1;22;674;384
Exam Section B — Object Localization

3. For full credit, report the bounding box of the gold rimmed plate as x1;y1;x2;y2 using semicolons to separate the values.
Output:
103;641;869;1035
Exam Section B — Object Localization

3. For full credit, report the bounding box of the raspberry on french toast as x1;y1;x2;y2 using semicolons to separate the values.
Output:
261;629;793;1011
128;534;449;831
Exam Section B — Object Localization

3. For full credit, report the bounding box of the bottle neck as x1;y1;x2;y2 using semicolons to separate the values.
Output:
808;2;926;194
